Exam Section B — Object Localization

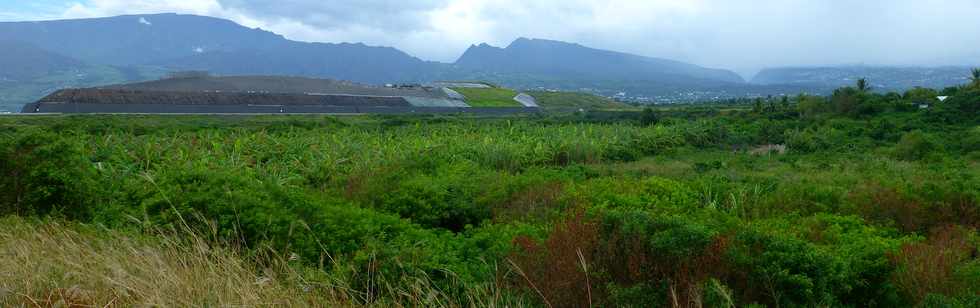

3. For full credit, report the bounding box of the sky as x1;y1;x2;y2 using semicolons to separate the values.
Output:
2;0;979;77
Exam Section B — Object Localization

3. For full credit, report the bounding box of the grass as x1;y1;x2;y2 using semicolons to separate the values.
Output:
452;87;521;107
0;216;527;307
0;217;329;307
526;91;630;109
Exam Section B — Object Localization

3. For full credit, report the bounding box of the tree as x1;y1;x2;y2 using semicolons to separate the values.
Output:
639;107;659;126
832;87;860;116
797;94;826;119
857;78;870;92
895;130;941;161
781;96;790;110
971;68;980;88
904;87;938;102
753;98;764;113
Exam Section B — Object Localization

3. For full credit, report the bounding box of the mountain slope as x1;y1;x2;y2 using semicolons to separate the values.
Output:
0;14;287;66
454;38;744;85
0;41;85;81
161;44;443;84
0;41;166;111
0;14;444;84
0;14;792;106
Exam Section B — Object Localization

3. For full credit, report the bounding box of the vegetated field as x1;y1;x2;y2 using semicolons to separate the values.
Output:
527;90;631;109
452;87;521;107
0;83;978;307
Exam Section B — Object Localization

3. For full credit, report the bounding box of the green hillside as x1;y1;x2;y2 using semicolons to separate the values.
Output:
451;87;521;107
527;90;630;109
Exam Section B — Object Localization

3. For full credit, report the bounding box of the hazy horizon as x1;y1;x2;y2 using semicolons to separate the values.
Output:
3;0;980;78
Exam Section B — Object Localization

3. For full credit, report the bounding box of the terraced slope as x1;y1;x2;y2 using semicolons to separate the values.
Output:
103;76;450;99
526;91;630;109
451;87;521;107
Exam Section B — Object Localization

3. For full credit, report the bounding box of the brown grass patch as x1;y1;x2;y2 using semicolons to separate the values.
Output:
494;181;565;222
889;225;977;304
509;209;599;307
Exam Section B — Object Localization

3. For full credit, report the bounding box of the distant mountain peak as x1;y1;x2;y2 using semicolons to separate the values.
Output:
456;37;744;84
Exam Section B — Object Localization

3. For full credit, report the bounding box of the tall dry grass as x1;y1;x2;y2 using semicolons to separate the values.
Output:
0;216;342;307
0;217;524;307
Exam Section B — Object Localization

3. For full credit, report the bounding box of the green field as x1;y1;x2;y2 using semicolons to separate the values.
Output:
1;83;978;306
452;87;522;107
527;90;631;109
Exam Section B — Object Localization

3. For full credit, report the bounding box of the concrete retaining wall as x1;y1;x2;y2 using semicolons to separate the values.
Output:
24;103;541;115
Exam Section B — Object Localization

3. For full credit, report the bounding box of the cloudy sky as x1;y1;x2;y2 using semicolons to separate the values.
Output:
3;0;979;76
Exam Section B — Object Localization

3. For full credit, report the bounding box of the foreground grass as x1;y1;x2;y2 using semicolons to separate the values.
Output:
0;217;524;307
0;217;338;307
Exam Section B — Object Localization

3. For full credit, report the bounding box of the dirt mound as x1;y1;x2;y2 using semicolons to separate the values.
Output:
100;76;449;99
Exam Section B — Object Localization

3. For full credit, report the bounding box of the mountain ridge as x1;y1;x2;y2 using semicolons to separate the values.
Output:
455;37;744;84
14;13;973;108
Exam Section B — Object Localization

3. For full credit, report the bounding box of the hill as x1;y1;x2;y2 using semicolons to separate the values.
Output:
450;87;522;107
526;91;629;109
0;41;86;81
101;75;449;98
0;40;166;111
0;14;821;108
455;38;744;93
454;38;744;86
0;14;444;84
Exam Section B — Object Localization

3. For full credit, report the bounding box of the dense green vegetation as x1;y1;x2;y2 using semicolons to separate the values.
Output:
452;87;522;107
527;90;630;109
1;79;978;306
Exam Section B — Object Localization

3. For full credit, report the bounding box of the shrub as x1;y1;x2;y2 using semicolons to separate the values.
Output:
895;130;942;161
596;210;731;306
509;210;600;308
133;167;417;260
785;127;847;153
374;161;496;231
640;108;659;126
728;229;848;307
932;88;980;123
889;226;979;305
0;129;99;219
850;183;979;234
563;176;699;213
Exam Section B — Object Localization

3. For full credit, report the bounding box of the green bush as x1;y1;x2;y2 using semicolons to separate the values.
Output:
375;162;495;231
564;177;698;212
0;129;99;219
895;130;942;161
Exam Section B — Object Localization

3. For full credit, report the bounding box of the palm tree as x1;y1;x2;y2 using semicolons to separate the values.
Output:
971;68;980;87
856;78;870;92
